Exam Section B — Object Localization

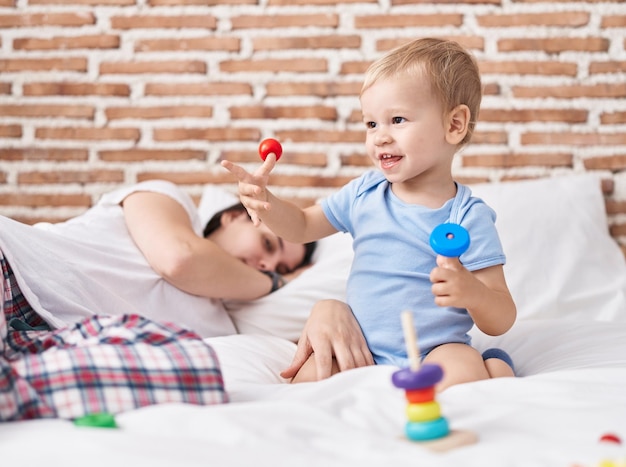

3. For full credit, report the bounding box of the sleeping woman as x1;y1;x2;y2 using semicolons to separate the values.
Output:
0;180;315;338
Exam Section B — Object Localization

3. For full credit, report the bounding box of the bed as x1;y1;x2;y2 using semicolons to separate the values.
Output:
3;174;626;467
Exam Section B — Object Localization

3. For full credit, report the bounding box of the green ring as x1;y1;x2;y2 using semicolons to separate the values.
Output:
73;412;118;429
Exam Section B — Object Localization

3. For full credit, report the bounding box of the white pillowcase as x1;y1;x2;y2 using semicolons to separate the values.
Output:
470;175;626;322
198;174;626;342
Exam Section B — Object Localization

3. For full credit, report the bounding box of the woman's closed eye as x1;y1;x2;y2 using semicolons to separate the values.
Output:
263;236;276;254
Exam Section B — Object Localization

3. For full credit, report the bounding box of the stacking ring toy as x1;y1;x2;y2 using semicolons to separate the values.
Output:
429;223;470;257
258;138;282;161
391;363;443;390
405;417;450;441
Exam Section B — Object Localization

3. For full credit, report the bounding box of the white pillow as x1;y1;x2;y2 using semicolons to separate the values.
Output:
470;175;626;322
198;174;626;342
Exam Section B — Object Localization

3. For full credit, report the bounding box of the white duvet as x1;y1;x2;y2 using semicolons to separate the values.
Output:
3;174;626;467
4;322;626;467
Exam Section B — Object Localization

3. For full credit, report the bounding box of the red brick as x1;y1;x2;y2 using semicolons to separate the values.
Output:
150;0;254;5
111;15;217;29
340;60;371;75
145;82;252;96
479;60;577;76
0;148;88;161
0;82;10;94
231;14;338;29
376;36;485;52
601;111;626;124
18;170;124;184
522;132;626;146
35;127;140;141
583;155;626;171
269;0;374;4
0;58;87;72
137;172;236;185
30;0;134;5
479;108;588;123
105;106;213;120
477;11;589;27
462;153;573;168
606;199;626;215
253;35;361;51
136;37;239;52
100;60;206;74
99;149;206;162
275;129;364;144
497;37;609;53
0;125;22;137
602;15;626;28
229;105;337;120
269;174;356;188
589;61;626;74
221;150;328;167
0;12;94;27
220;58;327;73
471;131;508;145
355;14;462;28
0;104;94;119
393;0;498;3
23;82;130;96
513;83;626;98
341;153;370;167
14;35;119;50
266;81;360;97
0;192;91;207
153;127;260;142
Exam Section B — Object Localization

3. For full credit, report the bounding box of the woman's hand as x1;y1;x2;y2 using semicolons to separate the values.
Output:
280;299;374;381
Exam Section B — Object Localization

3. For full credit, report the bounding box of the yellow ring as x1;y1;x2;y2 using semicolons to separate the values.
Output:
406;401;441;422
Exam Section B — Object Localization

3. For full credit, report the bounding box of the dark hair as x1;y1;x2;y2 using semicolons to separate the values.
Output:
203;202;317;269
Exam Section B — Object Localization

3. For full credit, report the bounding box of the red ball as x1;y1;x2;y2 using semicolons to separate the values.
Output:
258;138;283;161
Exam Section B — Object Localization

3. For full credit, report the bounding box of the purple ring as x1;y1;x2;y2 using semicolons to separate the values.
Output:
391;363;444;390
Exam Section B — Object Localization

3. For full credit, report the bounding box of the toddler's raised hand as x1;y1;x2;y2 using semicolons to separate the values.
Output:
221;153;278;226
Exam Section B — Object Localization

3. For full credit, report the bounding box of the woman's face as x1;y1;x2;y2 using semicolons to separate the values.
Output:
209;210;306;274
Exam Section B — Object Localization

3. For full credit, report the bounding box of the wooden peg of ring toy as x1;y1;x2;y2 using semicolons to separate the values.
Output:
391;311;477;451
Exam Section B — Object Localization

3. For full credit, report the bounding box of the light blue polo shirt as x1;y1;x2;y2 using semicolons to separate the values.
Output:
322;170;505;366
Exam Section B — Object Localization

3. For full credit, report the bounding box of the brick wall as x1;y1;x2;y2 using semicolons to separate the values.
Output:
1;0;626;253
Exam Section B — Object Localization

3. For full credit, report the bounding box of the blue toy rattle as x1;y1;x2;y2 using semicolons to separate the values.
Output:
429;223;470;258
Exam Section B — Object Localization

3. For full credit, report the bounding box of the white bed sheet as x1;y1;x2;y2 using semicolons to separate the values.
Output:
3;320;626;467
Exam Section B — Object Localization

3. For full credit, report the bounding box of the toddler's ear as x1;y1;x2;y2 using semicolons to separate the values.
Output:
445;104;471;145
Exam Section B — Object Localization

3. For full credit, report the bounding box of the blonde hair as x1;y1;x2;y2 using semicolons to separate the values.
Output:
361;38;482;146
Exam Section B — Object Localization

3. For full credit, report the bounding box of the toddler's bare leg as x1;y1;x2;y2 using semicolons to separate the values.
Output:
290;354;340;384
424;343;490;391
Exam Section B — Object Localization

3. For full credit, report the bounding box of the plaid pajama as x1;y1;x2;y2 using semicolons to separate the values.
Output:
0;251;227;422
